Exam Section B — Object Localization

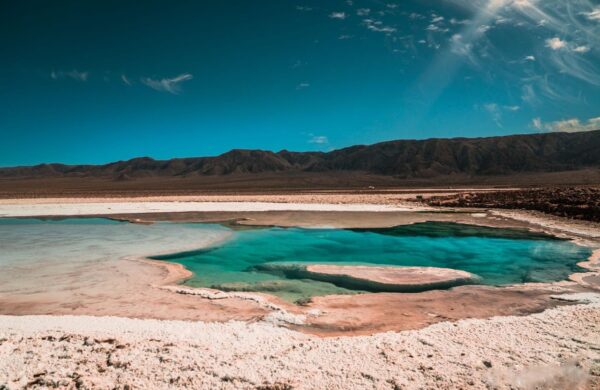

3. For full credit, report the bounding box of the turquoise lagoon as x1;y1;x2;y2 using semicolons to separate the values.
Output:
0;218;590;303
153;222;592;303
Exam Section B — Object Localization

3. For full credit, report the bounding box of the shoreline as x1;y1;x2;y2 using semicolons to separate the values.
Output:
1;198;599;337
122;205;600;305
2;197;600;387
570;249;600;288
118;204;600;336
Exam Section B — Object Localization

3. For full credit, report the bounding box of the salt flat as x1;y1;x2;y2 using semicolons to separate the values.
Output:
1;294;599;389
0;200;421;217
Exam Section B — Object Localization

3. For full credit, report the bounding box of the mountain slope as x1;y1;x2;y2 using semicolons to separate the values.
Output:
2;130;599;180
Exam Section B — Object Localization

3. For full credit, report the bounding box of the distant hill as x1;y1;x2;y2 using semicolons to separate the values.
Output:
2;130;600;180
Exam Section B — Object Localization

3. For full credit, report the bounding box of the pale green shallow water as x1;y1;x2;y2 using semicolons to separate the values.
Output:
153;222;592;303
0;217;230;297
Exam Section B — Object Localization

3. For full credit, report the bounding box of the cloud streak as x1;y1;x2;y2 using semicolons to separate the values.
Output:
329;12;347;20
141;73;193;94
308;134;329;144
363;19;396;33
584;7;600;21
481;103;519;127
50;70;89;82
443;0;600;104
484;103;503;127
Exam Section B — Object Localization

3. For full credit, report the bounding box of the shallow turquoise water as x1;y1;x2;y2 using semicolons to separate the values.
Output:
0;218;590;303
154;222;591;302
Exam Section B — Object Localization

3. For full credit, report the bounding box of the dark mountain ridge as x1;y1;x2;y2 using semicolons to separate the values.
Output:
2;130;600;180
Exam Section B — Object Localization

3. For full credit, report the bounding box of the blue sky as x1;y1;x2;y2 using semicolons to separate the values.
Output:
1;0;599;166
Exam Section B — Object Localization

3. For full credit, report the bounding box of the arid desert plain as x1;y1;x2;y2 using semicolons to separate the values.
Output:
0;189;599;389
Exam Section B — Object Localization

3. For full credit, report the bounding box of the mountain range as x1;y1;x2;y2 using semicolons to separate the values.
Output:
3;130;600;181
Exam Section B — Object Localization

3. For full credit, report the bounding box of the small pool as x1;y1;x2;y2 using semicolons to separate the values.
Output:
154;222;591;303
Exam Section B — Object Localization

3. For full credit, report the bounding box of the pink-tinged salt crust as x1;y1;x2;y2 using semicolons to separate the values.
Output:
1;294;599;389
1;197;600;388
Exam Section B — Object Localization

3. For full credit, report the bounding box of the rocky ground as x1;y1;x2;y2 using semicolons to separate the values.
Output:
420;187;600;222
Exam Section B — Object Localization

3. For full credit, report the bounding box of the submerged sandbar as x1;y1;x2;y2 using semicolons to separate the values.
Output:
305;264;478;291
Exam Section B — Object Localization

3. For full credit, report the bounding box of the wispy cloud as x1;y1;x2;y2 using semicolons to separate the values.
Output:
443;0;600;104
121;74;132;85
583;7;600;21
476;24;492;34
425;13;449;33
308;135;329;144
450;17;469;25
409;12;425;20
363;19;396;33
450;34;475;62
296;82;310;90
573;45;590;53
532;117;543;130
520;73;582;105
329;12;347;20
426;24;448;32
532;115;600;132
546;47;600;86
50;70;89;82
481;103;520;127
483;103;502;127
291;60;305;69
141;73;193;94
521;84;537;104
546;38;591;54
